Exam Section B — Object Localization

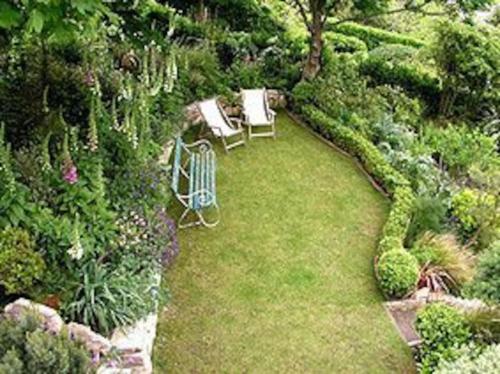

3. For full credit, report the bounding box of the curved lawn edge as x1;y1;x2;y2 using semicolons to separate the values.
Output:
153;111;415;372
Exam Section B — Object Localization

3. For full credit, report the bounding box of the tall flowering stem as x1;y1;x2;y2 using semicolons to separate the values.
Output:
62;129;78;185
88;96;99;152
0;123;15;192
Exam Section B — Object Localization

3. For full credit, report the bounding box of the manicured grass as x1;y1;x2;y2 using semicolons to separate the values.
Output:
153;112;415;373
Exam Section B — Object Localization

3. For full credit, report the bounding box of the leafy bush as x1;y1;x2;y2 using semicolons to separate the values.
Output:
406;195;448;246
360;48;441;107
324;32;368;53
451;188;497;235
436;343;500;374
466;241;500;304
411;232;475;292
423;125;498;178
377;249;419;298
332;22;426;49
416;303;472;373
0;313;92;373
0;227;45;294
433;21;500;119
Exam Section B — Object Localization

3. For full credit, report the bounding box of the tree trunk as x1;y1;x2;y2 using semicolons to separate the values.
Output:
302;11;323;80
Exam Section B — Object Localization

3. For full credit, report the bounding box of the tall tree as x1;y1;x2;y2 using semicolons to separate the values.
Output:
285;0;494;80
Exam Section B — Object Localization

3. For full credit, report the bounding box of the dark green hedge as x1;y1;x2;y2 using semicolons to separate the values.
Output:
298;105;415;289
360;54;441;105
324;32;368;53
332;22;426;50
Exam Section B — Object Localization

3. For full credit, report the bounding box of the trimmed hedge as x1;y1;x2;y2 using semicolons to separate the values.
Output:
298;105;416;298
332;22;426;50
360;54;441;106
324;32;368;54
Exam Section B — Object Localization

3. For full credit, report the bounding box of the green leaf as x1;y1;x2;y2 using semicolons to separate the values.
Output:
0;2;22;29
27;9;44;33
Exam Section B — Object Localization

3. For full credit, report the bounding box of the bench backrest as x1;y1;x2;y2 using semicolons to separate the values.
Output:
171;137;183;194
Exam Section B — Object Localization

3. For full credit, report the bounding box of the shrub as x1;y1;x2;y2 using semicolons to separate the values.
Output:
466;241;500;304
406;195;448;246
0;313;92;373
0;228;45;294
416;303;472;373
377;249;419;298
433;21;500;119
451;188;496;235
436;343;500;374
324;32;368;53
411;232;475;292
332;22;426;49
423;125;498;178
360;52;441;107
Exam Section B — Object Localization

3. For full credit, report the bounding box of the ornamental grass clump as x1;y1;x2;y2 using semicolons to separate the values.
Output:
411;232;475;293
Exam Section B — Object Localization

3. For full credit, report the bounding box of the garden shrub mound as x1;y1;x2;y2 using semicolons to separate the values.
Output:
332;22;426;49
324;32;368;53
360;45;441;107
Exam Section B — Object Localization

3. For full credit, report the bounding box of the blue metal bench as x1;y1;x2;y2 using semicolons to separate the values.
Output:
171;137;219;228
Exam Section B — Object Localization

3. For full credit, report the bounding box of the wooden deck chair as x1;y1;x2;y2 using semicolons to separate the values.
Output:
241;88;276;139
198;98;246;153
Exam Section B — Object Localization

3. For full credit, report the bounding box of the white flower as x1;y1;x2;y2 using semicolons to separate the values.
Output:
67;239;84;260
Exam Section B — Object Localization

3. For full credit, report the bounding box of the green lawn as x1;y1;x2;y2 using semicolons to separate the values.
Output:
153;112;415;373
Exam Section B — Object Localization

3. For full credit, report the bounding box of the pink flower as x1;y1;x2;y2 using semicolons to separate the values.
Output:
63;164;78;184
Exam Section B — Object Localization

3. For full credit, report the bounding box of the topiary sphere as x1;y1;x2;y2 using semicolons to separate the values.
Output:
377;249;419;298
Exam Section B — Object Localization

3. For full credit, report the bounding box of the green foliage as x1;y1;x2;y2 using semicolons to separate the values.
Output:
433;21;500;119
0;0;114;44
63;260;160;335
465;307;500;345
451;188;497;235
177;44;229;102
466;241;500;304
436;343;500;374
360;45;441;107
416;303;472;373
0;313;92;373
332;22;426;50
411;232;475;292
406;195;448;246
0;227;45;294
378;186;415;254
324;31;367;53
377;249;419;298
423;125;498;177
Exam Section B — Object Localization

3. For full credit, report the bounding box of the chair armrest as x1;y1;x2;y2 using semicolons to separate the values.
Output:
229;117;243;129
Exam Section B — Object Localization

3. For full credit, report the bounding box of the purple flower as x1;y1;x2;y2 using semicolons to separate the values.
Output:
63;164;78;184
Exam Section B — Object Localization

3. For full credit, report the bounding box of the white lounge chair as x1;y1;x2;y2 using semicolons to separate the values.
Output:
241;88;276;139
198;98;246;153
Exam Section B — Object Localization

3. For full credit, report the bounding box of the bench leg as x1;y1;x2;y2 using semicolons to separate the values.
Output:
178;204;220;229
